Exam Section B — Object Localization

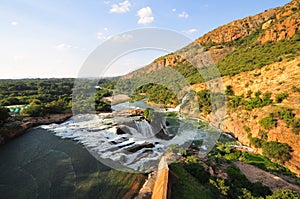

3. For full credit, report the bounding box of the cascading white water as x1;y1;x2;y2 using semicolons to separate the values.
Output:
134;120;154;138
41;109;221;172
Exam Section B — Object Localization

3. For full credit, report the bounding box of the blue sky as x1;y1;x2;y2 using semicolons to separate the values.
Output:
0;0;290;78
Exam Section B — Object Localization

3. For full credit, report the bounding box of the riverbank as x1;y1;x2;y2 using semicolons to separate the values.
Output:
0;113;72;144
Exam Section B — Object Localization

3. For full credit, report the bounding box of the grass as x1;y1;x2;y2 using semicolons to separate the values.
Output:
169;163;213;199
241;152;294;175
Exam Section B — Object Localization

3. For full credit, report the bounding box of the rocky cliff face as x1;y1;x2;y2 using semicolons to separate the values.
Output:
197;0;300;45
258;0;300;43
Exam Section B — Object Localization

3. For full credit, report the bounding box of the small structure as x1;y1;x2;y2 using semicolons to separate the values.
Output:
5;105;28;114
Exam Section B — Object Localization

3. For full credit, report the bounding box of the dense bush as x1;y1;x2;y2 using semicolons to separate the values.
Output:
267;189;300;199
196;89;212;114
262;141;292;163
249;136;264;148
218;33;300;76
0;106;9;124
276;92;288;103
225;166;272;198
259;116;277;130
136;84;179;106
184;162;210;184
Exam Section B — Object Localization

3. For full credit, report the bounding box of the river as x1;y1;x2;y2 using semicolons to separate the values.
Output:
0;100;222;198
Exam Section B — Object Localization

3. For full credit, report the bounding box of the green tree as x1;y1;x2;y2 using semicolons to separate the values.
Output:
259;116;277;130
0;106;9;124
44;100;67;114
267;189;300;199
262;141;292;163
21;99;44;117
275;92;288;103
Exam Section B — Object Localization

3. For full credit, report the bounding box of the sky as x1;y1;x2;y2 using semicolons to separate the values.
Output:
0;0;291;79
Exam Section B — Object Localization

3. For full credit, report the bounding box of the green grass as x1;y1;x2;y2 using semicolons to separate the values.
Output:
241;152;293;175
169;163;213;199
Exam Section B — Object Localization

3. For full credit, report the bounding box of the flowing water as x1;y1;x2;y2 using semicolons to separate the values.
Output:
0;127;146;199
40;101;221;172
0;100;221;198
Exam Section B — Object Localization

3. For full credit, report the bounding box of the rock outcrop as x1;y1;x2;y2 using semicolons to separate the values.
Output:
0;113;72;144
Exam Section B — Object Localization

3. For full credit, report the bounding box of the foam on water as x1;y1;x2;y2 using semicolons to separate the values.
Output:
41;113;220;172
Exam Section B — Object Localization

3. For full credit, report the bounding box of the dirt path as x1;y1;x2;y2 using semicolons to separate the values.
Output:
233;161;300;193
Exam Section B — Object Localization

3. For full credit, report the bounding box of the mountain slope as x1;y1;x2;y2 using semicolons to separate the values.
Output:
120;0;300;175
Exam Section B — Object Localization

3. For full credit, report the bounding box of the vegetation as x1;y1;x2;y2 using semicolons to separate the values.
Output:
266;189;300;199
259;108;300;134
0;78;116;117
262;141;292;164
273;108;300;134
196;89;212;114
226;89;273;110
247;130;292;164
169;154;293;199
218;31;300;76
292;86;300;93
135;84;179;106
0;78;74;106
143;108;154;121
275;92;288;103
241;152;292;174
225;166;272;198
169;163;213;199
259;116;277;130
214;141;293;175
0;106;9;124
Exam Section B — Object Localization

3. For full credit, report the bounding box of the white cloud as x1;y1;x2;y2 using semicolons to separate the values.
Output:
103;1;110;5
11;21;18;26
97;28;110;41
109;0;131;13
137;7;154;24
110;34;133;42
178;11;189;19
172;8;176;12
183;28;198;34
97;32;108;40
55;43;83;50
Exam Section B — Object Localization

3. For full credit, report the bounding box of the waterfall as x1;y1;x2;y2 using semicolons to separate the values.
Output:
134;120;154;138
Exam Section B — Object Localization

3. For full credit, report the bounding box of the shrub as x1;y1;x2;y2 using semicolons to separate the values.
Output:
0;106;9;124
275;92;288;103
292;86;300;92
258;130;268;141
249;137;264;148
267;189;300;199
225;85;234;96
243;125;251;133
262;141;292;163
259;116;277;130
184;162;210;184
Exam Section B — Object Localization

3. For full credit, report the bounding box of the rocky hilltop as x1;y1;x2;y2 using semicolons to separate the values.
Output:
122;0;300;175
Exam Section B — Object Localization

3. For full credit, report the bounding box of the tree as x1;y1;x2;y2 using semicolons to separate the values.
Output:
44;100;66;114
0;106;9;124
262;141;292;163
275;92;288;103
267;189;300;199
259;116;277;130
21;99;44;117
